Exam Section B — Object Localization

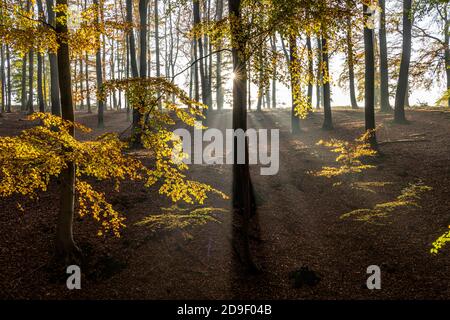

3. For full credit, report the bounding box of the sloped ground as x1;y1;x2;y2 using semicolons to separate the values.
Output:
0;108;450;299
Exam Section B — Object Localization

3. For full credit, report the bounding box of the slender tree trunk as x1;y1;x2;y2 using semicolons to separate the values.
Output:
85;53;91;113
306;35;314;109
6;45;11;113
394;0;412;123
316;36;322;110
256;45;263;112
379;0;392;112
27;49;34;114
47;0;61;116
154;0;162;109
0;45;5;113
37;53;45;112
444;6;450;108
363;4;377;148
126;0;139;128
55;0;80;261
94;0;104;128
346;10;358;109
270;35;277;109
215;0;224;110
289;34;301;134
126;0;139;78
193;40;200;102
321;32;333;130
193;0;211;118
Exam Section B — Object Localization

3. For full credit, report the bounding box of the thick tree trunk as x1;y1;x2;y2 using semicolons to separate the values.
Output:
229;0;257;272
379;0;392;112
394;0;412;123
289;34;301;134
321;33;333;130
363;4;377;148
55;0;80;262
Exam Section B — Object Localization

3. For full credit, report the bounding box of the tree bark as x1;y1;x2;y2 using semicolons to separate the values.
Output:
229;0;257;272
215;0;224;111
55;0;80;261
444;5;450;108
6;45;11;113
0;45;5;113
270;35;277;109
394;0;412;123
316;36;322;110
94;0;104;128
346;9;358;109
193;0;211;118
379;0;392;112
306;35;314;109
289;34;301;134
154;0;162;109
27;49;34;114
321;32;333;130
363;4;377;148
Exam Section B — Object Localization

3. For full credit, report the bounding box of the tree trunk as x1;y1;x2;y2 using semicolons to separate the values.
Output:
215;0;224;111
346;9;358;109
47;0;61;116
0;45;5;113
55;0;81;261
94;0;104;128
256;45;263;112
37;0;46;113
306;35;314;109
321;32;333;130
21;54;27;112
6;45;11;113
85;52;91;113
37;53;45;112
444;5;450;108
316;36;322;110
27;49;34;114
394;0;412;123
229;0;257;272
379;0;392;112
363;4;377;148
154;0;162;109
270;35;277;109
193;0;211;118
289;34;301;134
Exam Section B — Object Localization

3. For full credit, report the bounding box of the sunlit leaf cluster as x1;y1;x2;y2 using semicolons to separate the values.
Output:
311;130;378;178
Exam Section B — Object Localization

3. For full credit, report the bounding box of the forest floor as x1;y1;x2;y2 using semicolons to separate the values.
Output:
1;107;450;299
